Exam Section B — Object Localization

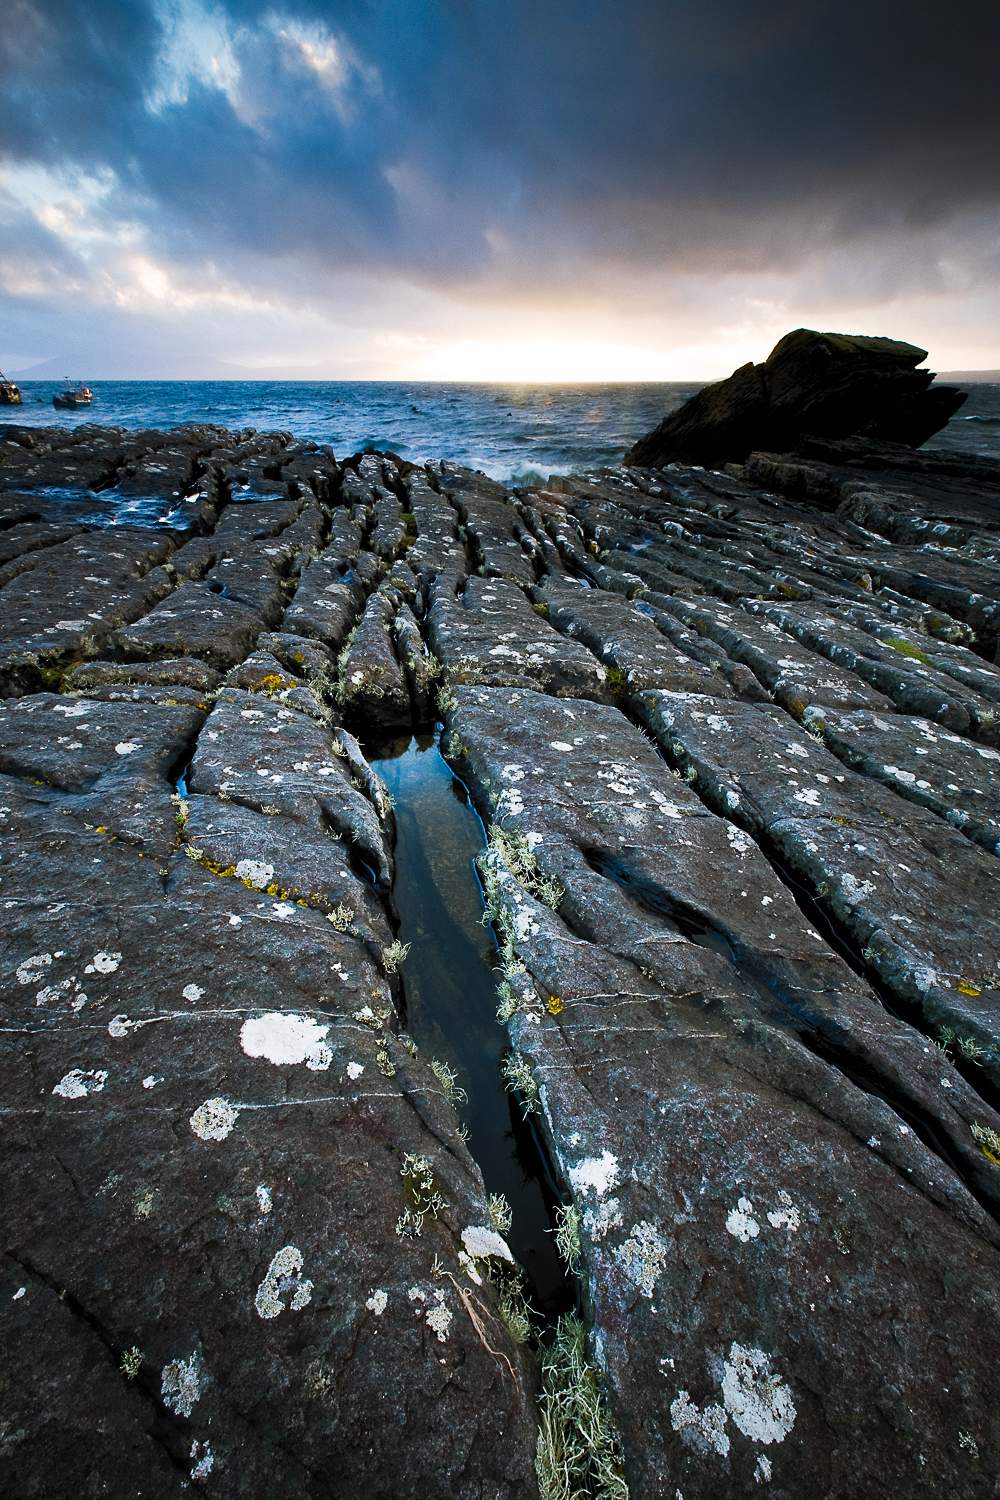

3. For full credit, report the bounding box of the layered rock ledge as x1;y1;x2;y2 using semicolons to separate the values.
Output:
2;418;1000;1498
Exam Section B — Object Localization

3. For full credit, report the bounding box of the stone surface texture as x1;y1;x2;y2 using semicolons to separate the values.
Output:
2;418;1000;1499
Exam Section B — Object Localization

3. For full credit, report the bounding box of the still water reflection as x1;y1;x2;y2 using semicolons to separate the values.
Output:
366;727;570;1313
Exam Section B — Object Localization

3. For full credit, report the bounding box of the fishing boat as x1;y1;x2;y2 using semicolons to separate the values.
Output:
0;370;22;405
53;379;93;409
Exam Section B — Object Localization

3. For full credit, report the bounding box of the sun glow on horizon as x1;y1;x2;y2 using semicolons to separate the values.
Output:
408;336;756;384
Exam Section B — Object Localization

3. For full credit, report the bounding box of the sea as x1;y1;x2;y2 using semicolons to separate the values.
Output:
5;378;1000;484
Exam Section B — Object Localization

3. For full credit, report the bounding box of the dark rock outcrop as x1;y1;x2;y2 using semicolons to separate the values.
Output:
626;329;968;470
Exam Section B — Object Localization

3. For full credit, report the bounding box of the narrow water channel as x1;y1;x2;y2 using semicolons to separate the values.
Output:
365;727;571;1315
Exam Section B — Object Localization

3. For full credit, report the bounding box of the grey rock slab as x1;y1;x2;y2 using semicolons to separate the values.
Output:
835;604;1000;704
0;795;538;1498
337;592;412;731
484;859;1000;1499
637;690;1000;1068
395;599;439;719
0;529;175;681
255;630;336;684
371;490;408;561
445;686;1000;1209
111;581;266;671
543;586;735;697
447;488;537;586
428;575;613;701
0;692;202;796
204;537;291;628
184;794;392;955
0;521;84;568
406;474;465;587
0;693;204;857
600;546;708;596
188;687;394;891
746;599;997;739
655;593;895;715
319;508;363;569
802;704;1000;858
114;444;199;497
283;559;361;649
213;496;302;542
0;1249;186;1497
67;657;223;694
635;598;774;702
222;651;333;723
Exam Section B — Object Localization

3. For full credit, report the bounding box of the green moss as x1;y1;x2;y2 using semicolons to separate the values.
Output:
885;637;931;664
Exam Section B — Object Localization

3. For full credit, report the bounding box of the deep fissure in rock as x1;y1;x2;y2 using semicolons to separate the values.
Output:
366;725;574;1317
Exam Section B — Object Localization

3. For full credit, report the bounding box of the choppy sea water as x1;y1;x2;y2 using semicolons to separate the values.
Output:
6;380;699;484
6;378;999;480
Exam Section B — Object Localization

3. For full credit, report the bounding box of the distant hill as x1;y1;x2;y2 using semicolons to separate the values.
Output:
936;370;1000;382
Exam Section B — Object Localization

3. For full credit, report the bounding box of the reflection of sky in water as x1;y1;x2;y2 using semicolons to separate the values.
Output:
367;729;571;1313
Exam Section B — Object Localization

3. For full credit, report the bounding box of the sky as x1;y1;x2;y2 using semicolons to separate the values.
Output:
2;0;1000;381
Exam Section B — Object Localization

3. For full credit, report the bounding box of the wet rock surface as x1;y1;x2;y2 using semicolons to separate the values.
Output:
3;419;1000;1498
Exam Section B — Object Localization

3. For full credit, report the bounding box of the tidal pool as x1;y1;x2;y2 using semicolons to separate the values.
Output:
366;727;570;1313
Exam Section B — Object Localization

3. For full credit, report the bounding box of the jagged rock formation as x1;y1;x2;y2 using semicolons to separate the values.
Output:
626;329;968;470
2;418;1000;1498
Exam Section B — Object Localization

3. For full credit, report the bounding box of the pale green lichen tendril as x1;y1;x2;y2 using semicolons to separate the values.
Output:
326;902;355;932
489;1263;533;1346
488;1192;513;1236
553;1202;583;1272
489;826;564;910
503;1051;541;1116
120;1347;143;1380
535;1314;629;1500
382;939;411;974
395;1152;447;1236
430;1057;468;1106
971;1121;1000;1160
936;1024;990;1062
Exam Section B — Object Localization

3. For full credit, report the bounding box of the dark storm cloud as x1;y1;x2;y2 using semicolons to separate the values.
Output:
4;0;1000;292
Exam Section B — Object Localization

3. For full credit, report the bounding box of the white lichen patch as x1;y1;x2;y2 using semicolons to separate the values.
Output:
161;1351;205;1418
614;1220;669;1297
182;983;206;1002
671;1344;795;1461
584;1197;623;1241
254;1245;314;1319
568;1151;619;1197
346;1061;364;1080
85;951;121;974
256;1184;272;1214
190;1097;239;1142
726;1196;760;1243
114;741;139;755
726;823;755;857
17;953;52;986
240;1013;332;1070
766;1192;800;1232
722;1344;796;1444
52;1068;107;1099
461;1225;515;1263
234;859;274;889
425;1293;453;1342
190;1441;214;1482
670;1390;731;1457
755;1454;772;1484
366;1289;388;1315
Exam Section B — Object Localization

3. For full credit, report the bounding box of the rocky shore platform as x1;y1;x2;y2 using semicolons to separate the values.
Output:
2;416;1000;1498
